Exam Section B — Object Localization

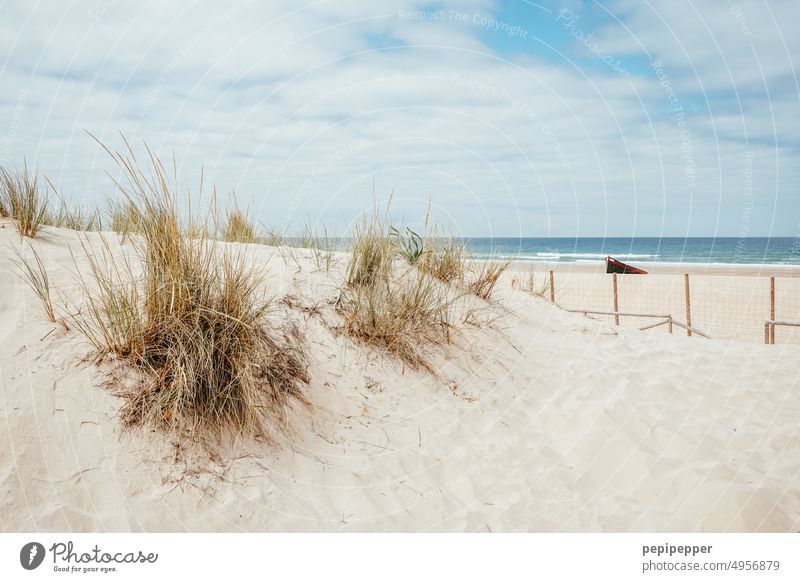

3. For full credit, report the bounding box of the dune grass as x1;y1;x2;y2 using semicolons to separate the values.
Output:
0;165;49;237
339;270;455;372
419;234;466;283
391;226;425;265
345;212;395;288
469;260;511;300
48;198;101;231
337;212;455;372
263;227;286;247
220;202;260;243
70;139;308;438
107;199;144;237
389;216;466;285
511;267;550;298
13;244;63;327
299;223;336;270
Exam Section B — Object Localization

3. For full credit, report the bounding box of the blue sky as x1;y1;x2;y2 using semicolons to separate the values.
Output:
0;0;798;237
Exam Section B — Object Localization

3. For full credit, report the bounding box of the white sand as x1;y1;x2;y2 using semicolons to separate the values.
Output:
1;218;799;532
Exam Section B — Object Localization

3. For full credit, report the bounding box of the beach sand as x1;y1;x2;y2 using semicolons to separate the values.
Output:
508;262;800;344
2;219;799;532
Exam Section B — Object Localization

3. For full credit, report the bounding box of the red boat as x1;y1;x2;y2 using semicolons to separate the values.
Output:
605;256;648;275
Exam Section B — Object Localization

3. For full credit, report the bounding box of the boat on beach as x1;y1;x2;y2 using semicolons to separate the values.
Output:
605;255;648;274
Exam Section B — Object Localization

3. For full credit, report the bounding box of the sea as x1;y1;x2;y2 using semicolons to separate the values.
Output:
462;237;800;267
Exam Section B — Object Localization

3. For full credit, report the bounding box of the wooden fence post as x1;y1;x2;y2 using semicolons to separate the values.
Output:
549;270;555;303
684;273;692;337
770;276;775;344
764;322;770;344
668;315;673;334
612;273;619;325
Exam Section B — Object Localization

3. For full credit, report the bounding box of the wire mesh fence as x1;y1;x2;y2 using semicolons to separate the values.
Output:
513;268;800;345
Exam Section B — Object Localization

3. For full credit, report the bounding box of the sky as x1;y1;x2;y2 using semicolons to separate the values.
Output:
0;0;798;237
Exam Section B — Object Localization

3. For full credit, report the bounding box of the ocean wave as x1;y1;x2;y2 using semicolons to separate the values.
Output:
632;260;800;269
532;252;660;259
472;252;660;262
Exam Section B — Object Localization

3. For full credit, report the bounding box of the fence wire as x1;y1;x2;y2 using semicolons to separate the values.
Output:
514;269;800;345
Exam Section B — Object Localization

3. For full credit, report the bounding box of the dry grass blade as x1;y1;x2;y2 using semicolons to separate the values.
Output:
511;267;550;297
469;260;511;300
300;222;335;271
0;165;49;237
0;180;7;218
42;177;100;231
263;227;286;247
107;199;143;238
66;235;142;355
48;200;100;231
13;244;62;326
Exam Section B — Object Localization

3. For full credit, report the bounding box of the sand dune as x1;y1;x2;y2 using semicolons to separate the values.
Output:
1;219;799;532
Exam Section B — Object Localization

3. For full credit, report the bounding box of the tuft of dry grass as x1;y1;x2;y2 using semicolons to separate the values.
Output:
107;199;144;237
345;212;395;288
70;138;308;438
337;212;455;372
469;260;511;300
13;244;64;327
420;234;466;283
48;199;101;231
220;201;260;244
338;270;454;372
42;178;100;231
0;165;49;237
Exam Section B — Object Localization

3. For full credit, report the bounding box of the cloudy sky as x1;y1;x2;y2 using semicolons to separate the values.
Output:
1;0;798;237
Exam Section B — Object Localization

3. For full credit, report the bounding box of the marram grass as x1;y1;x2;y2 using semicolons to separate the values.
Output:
70;138;308;439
